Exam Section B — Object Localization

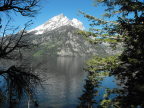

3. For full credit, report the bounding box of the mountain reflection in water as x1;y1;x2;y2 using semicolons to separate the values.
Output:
3;56;116;108
30;56;88;108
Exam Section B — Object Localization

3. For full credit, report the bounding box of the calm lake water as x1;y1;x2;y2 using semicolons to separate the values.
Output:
1;56;117;108
20;56;88;108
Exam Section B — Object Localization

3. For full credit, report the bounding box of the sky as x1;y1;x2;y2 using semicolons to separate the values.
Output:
2;0;106;31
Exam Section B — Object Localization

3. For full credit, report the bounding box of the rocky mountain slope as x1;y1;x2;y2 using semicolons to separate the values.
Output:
29;25;107;56
27;14;120;56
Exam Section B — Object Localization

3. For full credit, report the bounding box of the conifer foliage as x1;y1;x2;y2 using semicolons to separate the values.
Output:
79;0;144;107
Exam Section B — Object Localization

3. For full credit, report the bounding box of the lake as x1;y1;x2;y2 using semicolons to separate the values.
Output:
20;56;88;108
1;56;117;108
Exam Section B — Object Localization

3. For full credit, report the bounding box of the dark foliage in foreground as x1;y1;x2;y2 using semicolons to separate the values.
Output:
0;65;41;107
79;0;144;108
0;0;41;107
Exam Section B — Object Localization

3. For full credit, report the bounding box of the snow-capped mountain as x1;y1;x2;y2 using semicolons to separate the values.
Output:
25;14;122;56
30;14;84;34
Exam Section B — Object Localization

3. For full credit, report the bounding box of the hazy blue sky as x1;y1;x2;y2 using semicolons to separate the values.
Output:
2;0;106;30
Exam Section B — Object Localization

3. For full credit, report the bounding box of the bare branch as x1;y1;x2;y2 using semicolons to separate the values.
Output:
0;0;40;17
0;21;33;59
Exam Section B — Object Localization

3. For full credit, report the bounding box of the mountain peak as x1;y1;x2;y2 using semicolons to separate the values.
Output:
48;13;66;22
30;14;84;34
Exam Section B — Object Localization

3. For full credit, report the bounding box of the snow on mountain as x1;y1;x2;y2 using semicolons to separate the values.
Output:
29;14;84;34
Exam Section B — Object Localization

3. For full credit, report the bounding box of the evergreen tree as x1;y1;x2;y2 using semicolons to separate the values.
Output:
80;0;144;107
